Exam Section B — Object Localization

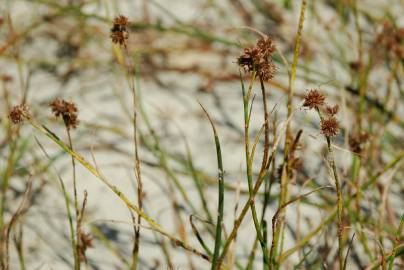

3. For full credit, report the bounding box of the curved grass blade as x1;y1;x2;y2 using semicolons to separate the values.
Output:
198;102;224;270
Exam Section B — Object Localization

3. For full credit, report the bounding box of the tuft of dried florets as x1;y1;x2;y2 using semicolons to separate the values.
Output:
349;132;369;154
320;117;340;137
78;232;93;262
376;22;404;60
238;47;261;73
113;15;129;27
257;36;276;56
325;104;339;116
9;104;31;124
257;60;277;81
237;35;276;81
303;89;326;109
50;98;79;130
110;15;129;48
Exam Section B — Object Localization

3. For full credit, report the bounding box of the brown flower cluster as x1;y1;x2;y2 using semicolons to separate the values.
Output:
9;104;31;124
376;22;404;60
325;104;339;116
110;15;129;48
238;36;276;81
303;89;340;137
349;132;369;154
320;117;340;137
78;232;93;262
303;89;326;109
50;98;79;130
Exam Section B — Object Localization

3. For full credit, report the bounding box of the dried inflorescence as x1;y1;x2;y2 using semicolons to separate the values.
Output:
320;117;340;137
303;89;340;137
237;35;277;81
303;89;326;109
78;232;93;262
349;132;369;154
376;22;404;60
50;98;79;130
9;104;31;124
110;15;129;48
256;36;276;57
325;104;339;116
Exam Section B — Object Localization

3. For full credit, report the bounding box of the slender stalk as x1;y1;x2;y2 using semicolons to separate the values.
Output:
127;55;143;270
274;1;307;267
315;108;344;270
190;215;213;257
35;138;78;270
0;139;17;248
327;137;344;270
217;115;291;267
241;72;270;266
387;214;404;270
66;128;80;270
198;103;224;270
0;125;21;243
14;228;26;270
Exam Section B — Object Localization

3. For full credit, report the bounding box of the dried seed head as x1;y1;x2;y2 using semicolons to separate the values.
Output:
50;98;79;130
349;132;369;154
257;36;276;57
110;31;129;47
78;232;93;262
325;104;339;116
237;47;261;72
376;22;404;60
113;15;129;28
303;89;326;109
110;15;129;48
320;117;340;137
9;104;31;124
258;60;277;81
237;35;276;81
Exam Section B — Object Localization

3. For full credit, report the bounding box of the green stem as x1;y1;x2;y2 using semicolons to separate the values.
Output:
28;119;210;262
66;129;80;270
198;104;224;270
315;108;344;270
274;1;307;267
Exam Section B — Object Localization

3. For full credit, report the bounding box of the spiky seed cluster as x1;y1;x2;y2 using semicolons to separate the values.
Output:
303;89;326;109
237;36;276;81
110;15;129;48
376;22;404;60
320;117;339;137
9;104;31;124
50;98;79;130
303;89;340;137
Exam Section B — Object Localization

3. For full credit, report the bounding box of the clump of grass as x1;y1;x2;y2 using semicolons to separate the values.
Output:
1;1;404;270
